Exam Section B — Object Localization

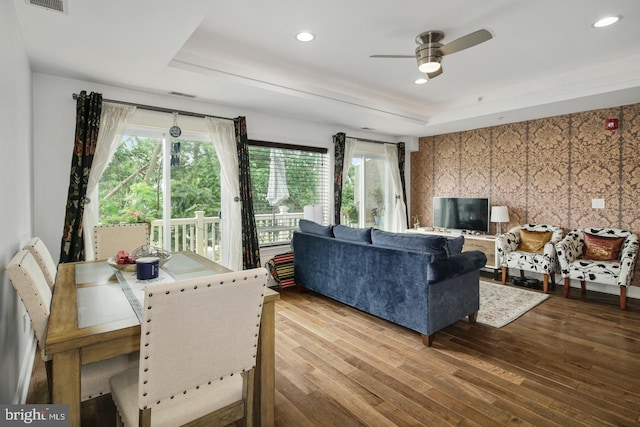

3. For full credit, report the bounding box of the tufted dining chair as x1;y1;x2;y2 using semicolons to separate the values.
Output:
23;237;58;290
555;228;639;309
94;223;150;260
6;249;138;402
109;267;268;427
497;224;564;293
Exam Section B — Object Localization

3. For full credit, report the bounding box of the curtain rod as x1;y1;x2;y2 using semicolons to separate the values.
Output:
71;93;233;121
345;135;398;145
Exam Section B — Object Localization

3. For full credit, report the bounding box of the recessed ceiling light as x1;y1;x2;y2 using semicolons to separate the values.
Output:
593;15;621;28
296;32;315;42
414;78;428;85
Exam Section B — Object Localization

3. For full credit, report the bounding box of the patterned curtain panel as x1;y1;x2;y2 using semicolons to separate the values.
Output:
234;116;261;269
59;91;103;263
398;142;409;226
333;132;346;225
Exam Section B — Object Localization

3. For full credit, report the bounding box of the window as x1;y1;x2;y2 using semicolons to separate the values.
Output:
98;134;329;255
342;153;389;230
98;132;223;260
248;140;329;246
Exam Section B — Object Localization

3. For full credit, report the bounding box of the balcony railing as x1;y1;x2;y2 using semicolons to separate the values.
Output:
149;210;303;262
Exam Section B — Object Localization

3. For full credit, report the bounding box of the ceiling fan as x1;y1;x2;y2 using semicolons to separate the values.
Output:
370;29;493;79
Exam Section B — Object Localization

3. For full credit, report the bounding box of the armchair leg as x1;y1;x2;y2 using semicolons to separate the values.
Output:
620;286;627;310
550;273;556;287
563;278;570;298
542;274;549;294
580;280;586;295
501;267;507;284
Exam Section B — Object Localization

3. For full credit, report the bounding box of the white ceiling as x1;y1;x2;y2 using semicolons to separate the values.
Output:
13;0;640;137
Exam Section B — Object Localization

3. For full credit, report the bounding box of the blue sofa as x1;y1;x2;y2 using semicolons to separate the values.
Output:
291;221;487;346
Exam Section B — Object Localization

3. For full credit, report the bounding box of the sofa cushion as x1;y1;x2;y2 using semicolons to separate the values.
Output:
582;233;625;261
371;229;448;260
446;235;465;255
517;229;553;253
332;225;372;243
298;219;333;237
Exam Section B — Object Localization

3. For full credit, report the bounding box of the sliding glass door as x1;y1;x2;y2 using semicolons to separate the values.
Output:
342;154;389;230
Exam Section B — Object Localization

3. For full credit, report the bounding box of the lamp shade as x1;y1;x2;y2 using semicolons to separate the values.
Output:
490;206;509;223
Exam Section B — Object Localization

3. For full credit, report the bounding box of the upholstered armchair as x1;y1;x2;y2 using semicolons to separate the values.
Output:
497;224;564;293
555;228;639;309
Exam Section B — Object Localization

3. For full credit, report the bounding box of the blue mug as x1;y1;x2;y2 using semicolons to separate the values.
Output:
136;257;159;280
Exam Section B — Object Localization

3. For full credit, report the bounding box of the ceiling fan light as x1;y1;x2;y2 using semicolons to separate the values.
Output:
418;61;441;73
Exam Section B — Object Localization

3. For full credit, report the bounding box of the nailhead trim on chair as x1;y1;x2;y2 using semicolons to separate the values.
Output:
139;271;267;410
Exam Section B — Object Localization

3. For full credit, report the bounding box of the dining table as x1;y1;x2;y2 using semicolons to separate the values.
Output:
45;251;279;427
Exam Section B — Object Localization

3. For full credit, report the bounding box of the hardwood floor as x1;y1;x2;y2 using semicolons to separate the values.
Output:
28;277;640;426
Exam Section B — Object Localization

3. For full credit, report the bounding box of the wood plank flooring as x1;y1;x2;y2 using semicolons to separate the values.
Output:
28;277;640;426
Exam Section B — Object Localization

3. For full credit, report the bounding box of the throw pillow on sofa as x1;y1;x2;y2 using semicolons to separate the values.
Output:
517;229;552;253
333;225;372;243
299;219;333;237
370;229;448;260
446;235;465;255
582;232;626;261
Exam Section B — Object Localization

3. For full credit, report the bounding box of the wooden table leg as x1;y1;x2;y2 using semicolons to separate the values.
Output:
52;350;81;427
254;299;275;427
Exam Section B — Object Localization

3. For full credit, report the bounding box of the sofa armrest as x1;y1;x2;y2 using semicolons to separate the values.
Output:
555;232;581;275
542;240;557;259
428;250;487;284
497;232;519;259
618;234;639;287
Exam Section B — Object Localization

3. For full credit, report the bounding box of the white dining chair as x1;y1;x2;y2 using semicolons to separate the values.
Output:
6;249;138;402
109;267;268;427
94;223;149;260
23;237;58;290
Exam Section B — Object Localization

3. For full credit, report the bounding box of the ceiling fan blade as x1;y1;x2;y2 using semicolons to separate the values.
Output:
426;67;443;79
439;29;492;56
369;54;415;58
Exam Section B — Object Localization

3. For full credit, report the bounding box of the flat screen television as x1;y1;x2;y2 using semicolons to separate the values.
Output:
433;197;490;233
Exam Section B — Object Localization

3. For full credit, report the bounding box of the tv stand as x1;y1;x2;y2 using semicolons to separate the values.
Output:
407;228;500;270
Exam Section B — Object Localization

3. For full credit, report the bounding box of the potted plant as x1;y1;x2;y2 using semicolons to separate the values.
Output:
370;187;384;225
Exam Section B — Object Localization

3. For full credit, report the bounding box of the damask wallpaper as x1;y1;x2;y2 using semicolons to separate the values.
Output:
410;101;640;285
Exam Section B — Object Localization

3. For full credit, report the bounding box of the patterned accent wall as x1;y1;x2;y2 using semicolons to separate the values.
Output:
410;102;640;284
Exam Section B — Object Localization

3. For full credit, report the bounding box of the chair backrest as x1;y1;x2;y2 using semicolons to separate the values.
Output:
6;250;52;352
138;267;268;410
519;224;564;242
23;237;57;290
94;223;149;260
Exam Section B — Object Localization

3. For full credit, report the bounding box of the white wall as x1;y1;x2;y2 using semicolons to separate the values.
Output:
33;73;404;262
0;1;37;404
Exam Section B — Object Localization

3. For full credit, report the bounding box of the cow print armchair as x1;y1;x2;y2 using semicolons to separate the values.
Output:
555;227;639;309
497;224;564;293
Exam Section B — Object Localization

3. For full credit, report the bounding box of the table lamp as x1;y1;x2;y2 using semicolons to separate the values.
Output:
490;206;509;236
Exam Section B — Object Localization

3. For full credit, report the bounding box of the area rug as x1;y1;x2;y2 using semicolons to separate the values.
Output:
477;281;549;328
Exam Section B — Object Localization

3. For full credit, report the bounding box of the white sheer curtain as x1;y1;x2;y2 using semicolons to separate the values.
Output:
384;143;408;232
205;117;242;271
342;138;356;186
83;103;137;260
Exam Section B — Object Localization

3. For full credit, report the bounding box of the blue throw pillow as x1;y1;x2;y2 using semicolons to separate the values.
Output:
370;229;448;260
332;225;372;243
446;235;465;255
299;219;333;237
